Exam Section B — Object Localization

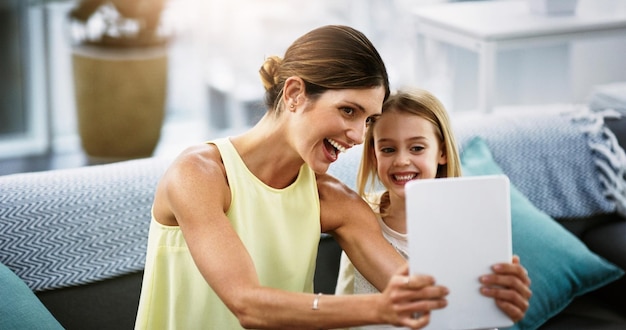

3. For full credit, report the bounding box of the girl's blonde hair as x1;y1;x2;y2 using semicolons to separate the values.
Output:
356;88;462;211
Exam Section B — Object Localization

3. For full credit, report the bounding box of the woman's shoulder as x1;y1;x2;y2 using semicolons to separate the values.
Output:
153;142;230;225
315;173;361;202
316;173;375;233
161;143;227;187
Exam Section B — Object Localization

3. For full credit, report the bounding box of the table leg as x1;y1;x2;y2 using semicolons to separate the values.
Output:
415;32;427;88
478;41;496;113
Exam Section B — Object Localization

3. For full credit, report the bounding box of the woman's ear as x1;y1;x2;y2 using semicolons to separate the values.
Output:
283;76;305;111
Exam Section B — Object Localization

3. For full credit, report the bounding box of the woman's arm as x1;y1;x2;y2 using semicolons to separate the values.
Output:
317;173;407;291
152;146;447;329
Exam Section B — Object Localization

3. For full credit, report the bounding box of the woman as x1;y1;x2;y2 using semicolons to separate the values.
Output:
135;25;449;329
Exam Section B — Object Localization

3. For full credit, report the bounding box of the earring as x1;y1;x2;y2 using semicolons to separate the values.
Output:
289;104;295;109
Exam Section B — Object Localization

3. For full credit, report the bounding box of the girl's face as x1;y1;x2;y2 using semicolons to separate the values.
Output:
294;86;385;174
373;110;447;199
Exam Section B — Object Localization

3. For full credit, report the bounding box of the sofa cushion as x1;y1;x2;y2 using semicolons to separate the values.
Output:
452;107;626;220
460;137;625;330
0;157;171;292
0;261;63;329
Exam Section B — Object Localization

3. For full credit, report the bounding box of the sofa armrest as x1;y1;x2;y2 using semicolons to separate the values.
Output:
582;220;626;316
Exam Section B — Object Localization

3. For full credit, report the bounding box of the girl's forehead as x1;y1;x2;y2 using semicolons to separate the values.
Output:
374;112;437;137
377;110;427;125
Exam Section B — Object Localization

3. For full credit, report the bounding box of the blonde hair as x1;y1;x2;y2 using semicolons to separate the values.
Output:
356;88;462;212
258;25;390;114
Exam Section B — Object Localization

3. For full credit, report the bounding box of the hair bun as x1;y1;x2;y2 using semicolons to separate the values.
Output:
259;56;282;91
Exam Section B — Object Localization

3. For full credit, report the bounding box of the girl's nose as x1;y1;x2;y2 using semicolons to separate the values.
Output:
393;152;411;166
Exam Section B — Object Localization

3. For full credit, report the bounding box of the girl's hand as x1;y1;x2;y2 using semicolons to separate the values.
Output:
379;264;449;329
480;255;532;323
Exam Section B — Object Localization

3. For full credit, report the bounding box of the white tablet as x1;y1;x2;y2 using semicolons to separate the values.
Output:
405;175;513;330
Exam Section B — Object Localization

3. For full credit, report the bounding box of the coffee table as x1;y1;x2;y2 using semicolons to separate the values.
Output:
413;0;626;112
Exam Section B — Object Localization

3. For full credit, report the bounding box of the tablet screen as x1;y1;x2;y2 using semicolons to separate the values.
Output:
406;175;512;330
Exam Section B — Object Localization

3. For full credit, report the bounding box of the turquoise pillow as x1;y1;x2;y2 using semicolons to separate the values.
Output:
460;137;624;330
0;262;63;329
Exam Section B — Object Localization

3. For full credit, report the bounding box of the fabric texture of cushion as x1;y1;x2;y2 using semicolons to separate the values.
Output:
452;107;618;220
0;157;171;292
0;261;63;329
460;137;625;330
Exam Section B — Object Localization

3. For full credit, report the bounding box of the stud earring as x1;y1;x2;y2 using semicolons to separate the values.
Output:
289;104;295;109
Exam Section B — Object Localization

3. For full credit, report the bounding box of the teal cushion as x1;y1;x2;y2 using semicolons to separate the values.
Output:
0;262;63;329
460;137;624;330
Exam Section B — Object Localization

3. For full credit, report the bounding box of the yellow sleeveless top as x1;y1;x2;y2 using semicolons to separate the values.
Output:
135;138;321;329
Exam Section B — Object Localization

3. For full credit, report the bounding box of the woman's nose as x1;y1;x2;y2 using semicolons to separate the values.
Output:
347;122;365;145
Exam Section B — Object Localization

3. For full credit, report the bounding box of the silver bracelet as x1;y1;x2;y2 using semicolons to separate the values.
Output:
312;293;322;310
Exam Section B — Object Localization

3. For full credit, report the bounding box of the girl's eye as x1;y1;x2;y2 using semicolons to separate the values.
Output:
380;147;395;153
411;146;425;152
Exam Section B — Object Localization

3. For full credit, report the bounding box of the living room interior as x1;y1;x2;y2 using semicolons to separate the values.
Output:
2;0;624;175
1;0;626;329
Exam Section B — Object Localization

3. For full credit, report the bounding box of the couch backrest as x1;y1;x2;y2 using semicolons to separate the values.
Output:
0;157;171;291
2;106;625;292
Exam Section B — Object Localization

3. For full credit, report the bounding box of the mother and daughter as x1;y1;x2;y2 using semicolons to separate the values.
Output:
135;24;531;329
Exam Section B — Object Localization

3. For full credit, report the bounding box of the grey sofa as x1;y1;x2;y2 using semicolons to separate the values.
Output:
1;106;625;330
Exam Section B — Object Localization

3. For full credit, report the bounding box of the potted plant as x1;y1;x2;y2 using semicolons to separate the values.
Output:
68;0;170;162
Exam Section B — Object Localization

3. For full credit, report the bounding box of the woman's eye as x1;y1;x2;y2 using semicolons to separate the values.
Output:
366;115;379;127
341;107;354;116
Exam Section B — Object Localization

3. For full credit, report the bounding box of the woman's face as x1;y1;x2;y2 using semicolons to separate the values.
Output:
293;86;385;174
372;110;447;200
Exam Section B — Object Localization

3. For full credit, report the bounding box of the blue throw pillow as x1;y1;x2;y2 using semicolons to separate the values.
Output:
0;262;63;329
460;137;624;330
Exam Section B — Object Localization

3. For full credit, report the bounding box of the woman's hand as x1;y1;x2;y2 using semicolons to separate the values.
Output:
480;255;532;323
379;264;449;329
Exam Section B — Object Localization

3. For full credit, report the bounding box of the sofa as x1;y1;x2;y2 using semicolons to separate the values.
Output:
1;103;625;329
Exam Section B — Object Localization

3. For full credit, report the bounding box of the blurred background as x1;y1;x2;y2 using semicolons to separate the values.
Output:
1;0;626;173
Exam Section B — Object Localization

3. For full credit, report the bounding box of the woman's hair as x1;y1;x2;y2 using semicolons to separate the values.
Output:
259;25;390;113
356;88;462;211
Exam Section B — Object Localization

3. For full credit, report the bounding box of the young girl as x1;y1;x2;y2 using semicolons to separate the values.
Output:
335;88;532;329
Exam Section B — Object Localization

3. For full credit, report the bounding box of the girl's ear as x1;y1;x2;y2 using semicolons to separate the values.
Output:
283;76;305;111
438;146;448;165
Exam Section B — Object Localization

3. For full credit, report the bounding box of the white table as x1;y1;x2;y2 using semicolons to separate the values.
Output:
413;0;626;112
